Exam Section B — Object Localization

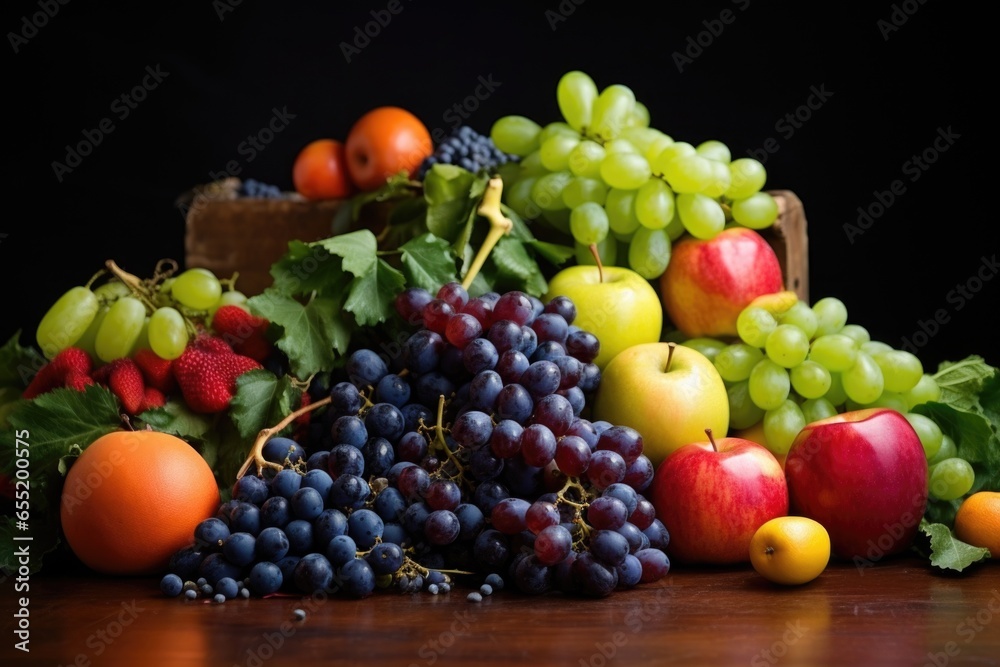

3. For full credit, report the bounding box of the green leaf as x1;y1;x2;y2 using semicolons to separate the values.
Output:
345;258;406;326
228;370;299;441
526;239;576;267
918;519;991;571
268;240;346;296
0;331;46;390
492;236;541;283
426;197;474;243
137;400;214;441
932;356;997;412
248;290;346;376
316;229;379;277
503;204;535;241
399;233;458;292
423;164;476;205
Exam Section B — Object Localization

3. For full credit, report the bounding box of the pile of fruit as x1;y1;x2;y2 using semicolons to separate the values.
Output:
2;70;998;607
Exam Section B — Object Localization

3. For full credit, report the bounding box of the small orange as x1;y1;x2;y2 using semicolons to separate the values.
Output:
345;106;433;191
60;429;221;576
750;516;831;585
954;491;1000;556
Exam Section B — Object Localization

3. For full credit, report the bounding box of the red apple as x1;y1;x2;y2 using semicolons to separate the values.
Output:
659;226;784;339
650;429;789;565
783;407;928;561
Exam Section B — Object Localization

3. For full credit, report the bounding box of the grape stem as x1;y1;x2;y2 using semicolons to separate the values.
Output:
236;394;332;478
461;176;513;291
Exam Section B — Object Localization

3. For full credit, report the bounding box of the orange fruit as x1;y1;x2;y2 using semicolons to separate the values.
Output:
954;491;1000;555
345;106;433;191
292;138;355;200
60;429;220;576
749;516;831;585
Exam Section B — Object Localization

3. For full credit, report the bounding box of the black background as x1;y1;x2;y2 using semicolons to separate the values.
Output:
4;1;994;372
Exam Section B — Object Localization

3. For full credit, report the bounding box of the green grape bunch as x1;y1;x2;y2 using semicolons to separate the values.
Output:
489;70;780;281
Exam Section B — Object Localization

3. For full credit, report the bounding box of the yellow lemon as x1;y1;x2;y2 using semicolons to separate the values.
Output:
749;516;831;585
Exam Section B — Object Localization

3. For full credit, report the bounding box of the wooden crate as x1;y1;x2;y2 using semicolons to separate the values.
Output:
183;181;808;302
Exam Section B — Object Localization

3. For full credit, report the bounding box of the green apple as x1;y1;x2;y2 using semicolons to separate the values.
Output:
543;264;661;370
592;342;730;467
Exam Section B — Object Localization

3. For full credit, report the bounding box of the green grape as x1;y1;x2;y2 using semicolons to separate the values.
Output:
74;305;109;361
604;188;641;236
562;177;608;209
148;306;190;361
94;296;147;362
517;150;548;178
131;316;151;355
789;360;832;399
724;157;766;200
556;70;598;132
811;297;848;336
539;133;581;172
569;202;610;246
627;227;671;279
665;210;686;241
568;140;606;178
661;154;714;194
839;323;871;345
765;324;810;368
748;358;791;411
695;139;731;163
904;412;943;460
590;84;636;141
93;280;131;304
860;340;893;356
800;397;839;423
537;121;578;145
531;171;573;211
872;349;924;393
36;286;100;358
928;458;975;501
643;134;675;164
651;141;696;174
599;152;651;190
825;372;848;407
604;138;638;155
779;300;818;340
702;159;732;199
904;373;942;409
575;236;617;268
626;101;650;128
171;269;222;311
620;127;669;156
490;115;542;156
731;192;779;230
714;343;765;383
683;337;727;363
209;290;249;315
728;380;766;430
927;434;957;466
847;391;908;413
807;333;858;372
841;351;884;405
505;176;539;220
634;177;675;230
763;399;806;457
736;306;777;348
676;192;725;239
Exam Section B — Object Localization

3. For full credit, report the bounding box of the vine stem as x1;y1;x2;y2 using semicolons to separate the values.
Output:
236;394;332;479
461;177;513;291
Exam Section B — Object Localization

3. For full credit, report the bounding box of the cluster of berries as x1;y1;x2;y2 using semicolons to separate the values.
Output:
23;306;276;415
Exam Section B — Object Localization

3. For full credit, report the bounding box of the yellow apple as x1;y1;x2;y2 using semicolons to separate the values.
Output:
592;342;729;467
543;264;661;370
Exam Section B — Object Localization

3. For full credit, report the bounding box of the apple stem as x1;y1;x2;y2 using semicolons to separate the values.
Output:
705;428;718;452
589;243;604;283
666;341;676;372
461;177;513;291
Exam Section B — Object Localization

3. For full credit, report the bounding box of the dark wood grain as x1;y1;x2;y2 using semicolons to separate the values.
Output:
4;555;999;667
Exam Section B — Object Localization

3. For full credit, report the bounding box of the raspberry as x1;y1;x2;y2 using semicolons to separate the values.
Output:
23;347;93;399
211;305;272;362
173;334;262;413
133;348;177;394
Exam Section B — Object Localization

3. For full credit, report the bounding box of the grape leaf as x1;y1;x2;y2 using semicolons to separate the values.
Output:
316;229;378;277
399;233;458;292
525;239;576;267
269;240;347;296
228;369;299;441
0;331;46;390
344;258;406;327
932;356;997;412
249;290;345;376
137;400;214;440
917;519;991;571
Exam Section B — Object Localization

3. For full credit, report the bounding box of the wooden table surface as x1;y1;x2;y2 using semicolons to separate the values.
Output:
3;555;999;667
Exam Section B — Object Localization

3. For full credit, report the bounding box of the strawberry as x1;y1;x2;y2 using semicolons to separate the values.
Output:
95;357;146;414
140;387;166;412
133;348;177;394
211;305;272;362
23;347;93;399
63;371;95;392
173;334;262;413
